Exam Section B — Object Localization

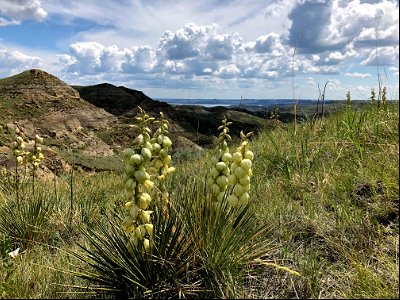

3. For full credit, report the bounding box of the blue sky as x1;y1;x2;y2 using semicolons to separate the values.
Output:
0;0;398;100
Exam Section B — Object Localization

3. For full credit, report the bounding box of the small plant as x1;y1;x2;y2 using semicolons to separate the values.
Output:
346;90;351;111
0;237;18;298
370;88;376;106
270;107;280;126
381;86;387;111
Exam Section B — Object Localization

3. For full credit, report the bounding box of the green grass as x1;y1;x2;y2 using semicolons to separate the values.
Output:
0;103;398;298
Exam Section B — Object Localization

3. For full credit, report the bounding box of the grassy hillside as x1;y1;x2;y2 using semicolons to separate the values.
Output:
0;102;398;298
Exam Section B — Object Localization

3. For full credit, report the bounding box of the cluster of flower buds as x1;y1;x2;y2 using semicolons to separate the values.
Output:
149;112;175;201
207;116;233;203
226;131;254;206
28;134;45;170
10;127;28;166
121;107;156;253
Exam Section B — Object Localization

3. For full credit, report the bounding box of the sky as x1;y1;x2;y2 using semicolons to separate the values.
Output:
0;0;398;100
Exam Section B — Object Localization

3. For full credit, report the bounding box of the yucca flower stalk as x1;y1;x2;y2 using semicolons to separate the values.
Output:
28;134;44;170
11;127;28;168
226;131;254;207
121;107;156;253
27;134;44;198
10;127;29;203
207;116;232;204
149;112;175;203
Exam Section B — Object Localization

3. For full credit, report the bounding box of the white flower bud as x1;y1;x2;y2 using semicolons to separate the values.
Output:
233;152;243;163
167;167;175;174
135;225;146;239
163;155;172;165
239;175;250;186
140;210;153;223
141;148;152;160
227;195;239;207
125;178;135;189
221;167;230;176
234;166;246;179
221;152;232;163
144;223;153;236
145;141;153;151
240;159;252;170
143;238;150;252
231;162;239;171
152;143;161;152
134;170;146;182
159;149;168;157
143;179;154;189
233;184;244;197
130;154;143;165
209;168;219;179
123;148;134;159
138;193;151;209
244;150;254;160
228;174;238;185
216;175;228;188
35;134;43;143
239;192;249;205
216;162;227;172
162;136;172;148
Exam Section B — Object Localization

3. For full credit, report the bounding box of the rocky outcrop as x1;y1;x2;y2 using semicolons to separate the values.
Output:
0;69;119;173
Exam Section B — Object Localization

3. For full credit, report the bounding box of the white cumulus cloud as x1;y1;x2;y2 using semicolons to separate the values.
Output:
345;72;372;78
0;0;47;26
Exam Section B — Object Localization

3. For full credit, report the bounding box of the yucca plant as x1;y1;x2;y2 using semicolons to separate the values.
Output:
68;196;201;298
180;177;275;298
0;190;54;248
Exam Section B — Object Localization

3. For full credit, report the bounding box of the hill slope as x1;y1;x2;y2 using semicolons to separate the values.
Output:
0;69;120;172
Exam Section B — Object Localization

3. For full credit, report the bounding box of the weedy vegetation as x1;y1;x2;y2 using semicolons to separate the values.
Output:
0;96;398;299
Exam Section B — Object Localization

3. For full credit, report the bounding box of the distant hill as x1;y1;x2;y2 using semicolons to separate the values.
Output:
0;69;273;173
72;83;271;147
72;83;169;116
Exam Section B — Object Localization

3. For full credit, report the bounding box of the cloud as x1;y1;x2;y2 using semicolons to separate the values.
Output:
246;33;284;56
361;45;399;66
0;48;42;76
58;42;125;75
287;0;336;53
157;23;216;60
205;33;242;60
214;64;241;78
123;46;157;73
0;0;47;26
287;0;399;53
345;72;372;78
